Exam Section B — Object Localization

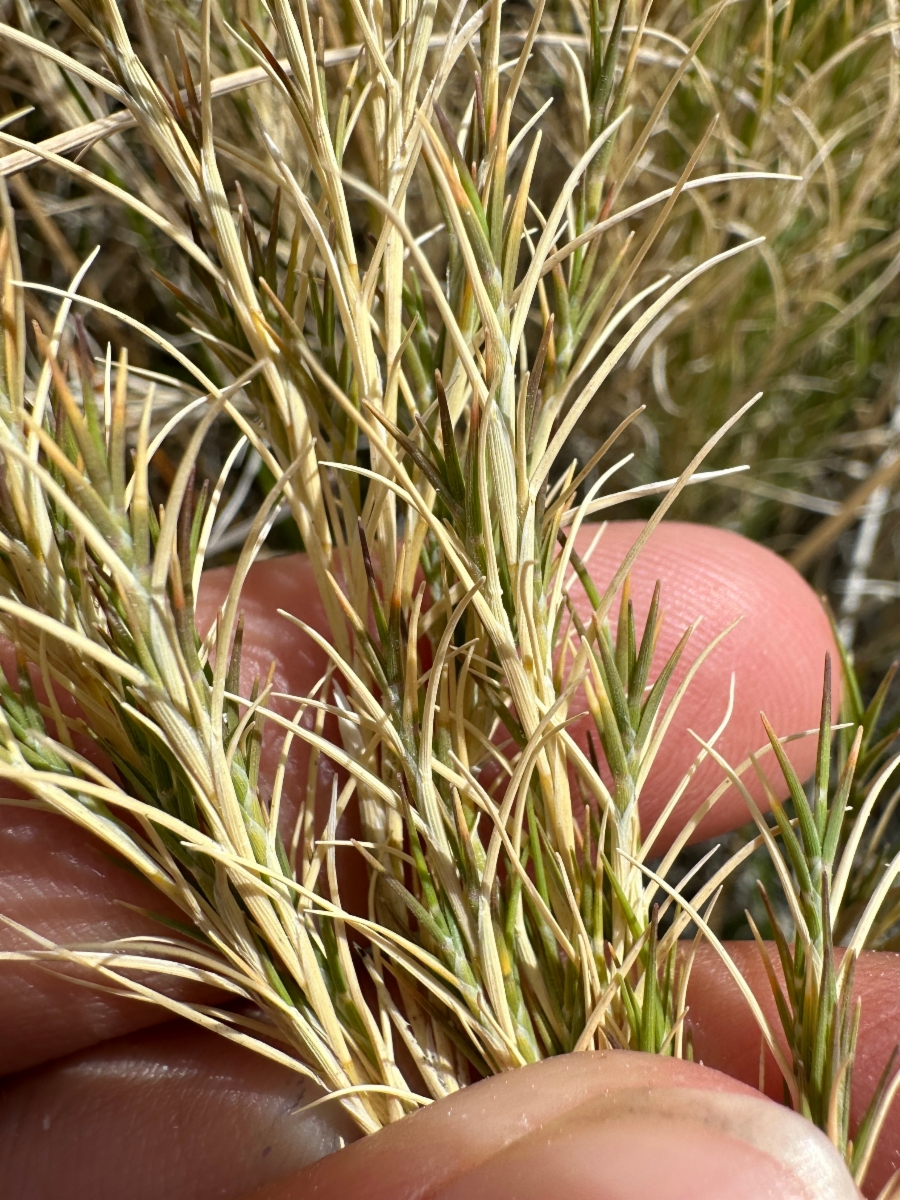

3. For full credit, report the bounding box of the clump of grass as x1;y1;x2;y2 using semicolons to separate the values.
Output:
0;1;898;1184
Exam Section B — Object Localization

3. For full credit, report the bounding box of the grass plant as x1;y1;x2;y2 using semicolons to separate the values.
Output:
0;0;898;1190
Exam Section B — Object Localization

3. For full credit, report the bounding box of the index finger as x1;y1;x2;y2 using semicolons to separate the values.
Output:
569;521;838;844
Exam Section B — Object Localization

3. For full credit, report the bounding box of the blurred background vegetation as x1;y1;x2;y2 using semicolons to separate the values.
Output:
5;0;900;676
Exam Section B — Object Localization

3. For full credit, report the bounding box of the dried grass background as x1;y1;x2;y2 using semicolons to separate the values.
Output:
4;0;900;687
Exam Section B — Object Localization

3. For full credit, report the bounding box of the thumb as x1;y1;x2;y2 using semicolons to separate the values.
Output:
244;1052;858;1200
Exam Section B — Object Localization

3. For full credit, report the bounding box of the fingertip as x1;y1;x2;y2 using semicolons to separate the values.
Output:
688;944;900;1197
571;521;839;843
246;1052;855;1200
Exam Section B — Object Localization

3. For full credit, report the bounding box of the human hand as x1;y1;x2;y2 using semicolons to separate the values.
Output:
1;522;897;1199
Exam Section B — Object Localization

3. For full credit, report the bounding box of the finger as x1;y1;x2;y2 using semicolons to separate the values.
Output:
0;1035;854;1200
569;521;837;845
687;943;900;1197
0;556;335;1075
246;1052;854;1200
0;807;217;1074
0;1020;358;1200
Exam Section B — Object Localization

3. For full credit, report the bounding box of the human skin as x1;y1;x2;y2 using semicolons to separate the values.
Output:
0;521;897;1199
